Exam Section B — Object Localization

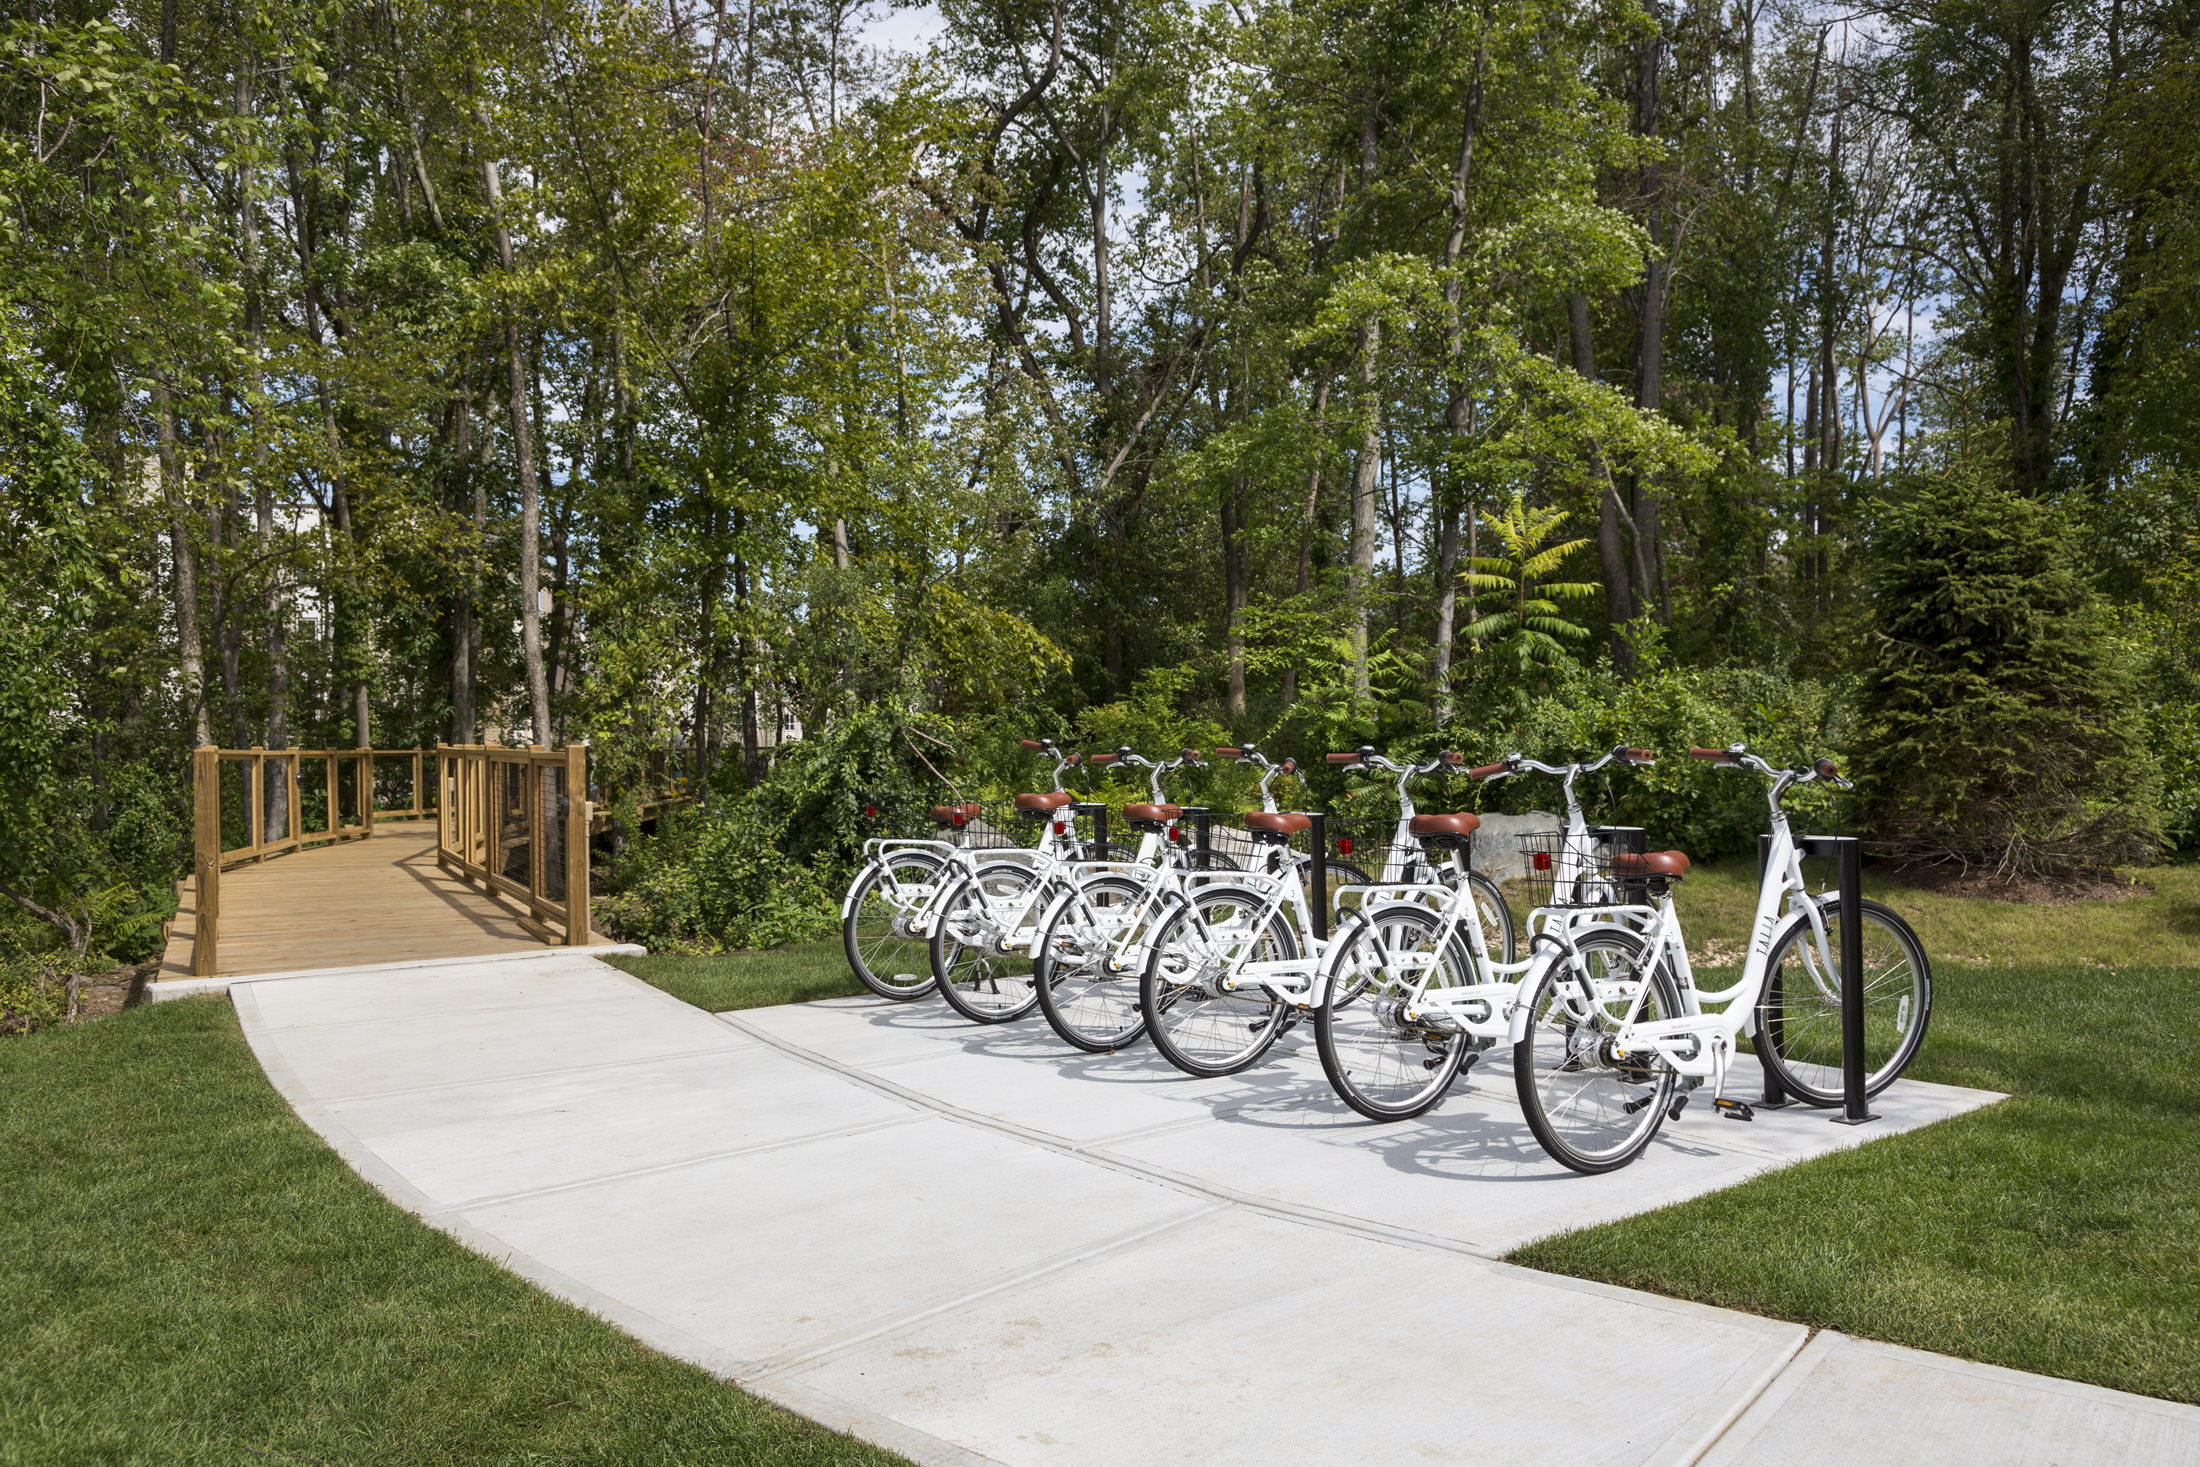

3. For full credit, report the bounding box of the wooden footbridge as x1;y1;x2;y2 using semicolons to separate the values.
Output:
159;744;683;982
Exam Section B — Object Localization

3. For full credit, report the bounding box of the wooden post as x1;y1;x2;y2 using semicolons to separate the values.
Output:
286;749;302;851
566;743;590;945
531;745;549;902
325;752;338;833
412;751;424;819
364;749;376;836
248;748;265;863
193;747;221;976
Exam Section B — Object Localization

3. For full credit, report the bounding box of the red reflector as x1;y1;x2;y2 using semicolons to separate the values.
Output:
1336;838;1353;855
864;805;876;817
1533;852;1551;871
1053;822;1066;835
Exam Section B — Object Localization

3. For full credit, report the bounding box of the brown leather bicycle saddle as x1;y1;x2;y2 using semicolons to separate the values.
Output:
1409;812;1481;837
929;802;983;825
1014;791;1075;812
1243;811;1312;836
1612;850;1691;876
1122;802;1182;824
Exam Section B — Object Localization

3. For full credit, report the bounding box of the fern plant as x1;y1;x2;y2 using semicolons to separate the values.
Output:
1460;494;1602;673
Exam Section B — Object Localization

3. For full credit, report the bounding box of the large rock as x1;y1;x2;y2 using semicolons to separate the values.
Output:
1470;811;1563;884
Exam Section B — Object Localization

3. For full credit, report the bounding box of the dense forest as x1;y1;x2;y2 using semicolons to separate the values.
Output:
3;0;2195;971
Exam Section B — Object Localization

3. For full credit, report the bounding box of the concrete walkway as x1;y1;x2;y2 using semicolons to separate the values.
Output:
213;950;2198;1467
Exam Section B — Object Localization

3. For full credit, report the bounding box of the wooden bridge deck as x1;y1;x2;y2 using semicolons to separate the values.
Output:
158;821;560;980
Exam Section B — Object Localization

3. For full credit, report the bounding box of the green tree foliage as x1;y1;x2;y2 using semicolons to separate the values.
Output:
1854;469;2155;877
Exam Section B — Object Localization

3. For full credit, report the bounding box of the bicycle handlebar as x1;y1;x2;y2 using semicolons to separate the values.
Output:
1325;751;1362;765
1468;762;1509;779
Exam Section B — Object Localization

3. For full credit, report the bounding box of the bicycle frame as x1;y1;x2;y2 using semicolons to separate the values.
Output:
1505;748;1847;1107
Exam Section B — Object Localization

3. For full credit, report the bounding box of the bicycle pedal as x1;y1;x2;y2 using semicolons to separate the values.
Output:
1667;1095;1689;1121
1714;1098;1755;1122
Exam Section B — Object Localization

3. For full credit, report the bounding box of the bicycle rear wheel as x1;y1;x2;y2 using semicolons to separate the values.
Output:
1033;875;1151;1051
843;851;945;999
1451;869;1516;964
929;863;1045;1023
1316;905;1476;1121
1514;930;1681;1174
1141;884;1299;1077
1755;898;1932;1105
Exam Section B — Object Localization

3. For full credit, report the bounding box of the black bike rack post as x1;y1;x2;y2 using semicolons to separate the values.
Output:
1799;834;1874;1125
1078;802;1108;861
1193;810;1212;860
1308;812;1328;943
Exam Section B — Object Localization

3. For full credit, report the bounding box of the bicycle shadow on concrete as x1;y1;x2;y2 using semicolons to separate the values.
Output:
803;994;1734;1184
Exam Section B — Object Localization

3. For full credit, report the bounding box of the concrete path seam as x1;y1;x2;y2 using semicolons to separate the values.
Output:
312;1040;766;1104
711;1010;1512;1261
251;990;672;1035
439;1112;935;1213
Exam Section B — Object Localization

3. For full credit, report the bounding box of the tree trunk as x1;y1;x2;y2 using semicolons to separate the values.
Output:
476;120;551;743
1572;295;1636;675
1432;47;1487;724
1627;0;1670;627
1349;321;1381;695
158;389;210;747
1283;368;1331;707
1222;474;1248;717
450;374;475;742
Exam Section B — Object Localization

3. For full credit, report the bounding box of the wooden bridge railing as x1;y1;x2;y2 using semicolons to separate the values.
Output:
187;743;591;977
433;743;592;950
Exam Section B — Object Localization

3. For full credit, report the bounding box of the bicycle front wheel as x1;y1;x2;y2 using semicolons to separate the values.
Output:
843;851;945;999
1033;875;1151;1051
1316;905;1477;1121
929;864;1045;1023
1141;884;1299;1077
1514;929;1682;1174
1755;898;1932;1105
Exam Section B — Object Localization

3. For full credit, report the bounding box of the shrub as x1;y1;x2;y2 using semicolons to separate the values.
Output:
1853;468;2157;878
597;800;838;954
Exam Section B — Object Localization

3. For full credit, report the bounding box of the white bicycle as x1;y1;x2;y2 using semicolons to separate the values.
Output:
1510;744;1933;1173
839;739;1087;1001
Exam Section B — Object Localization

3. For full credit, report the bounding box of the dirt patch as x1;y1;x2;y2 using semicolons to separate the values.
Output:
74;960;159;1020
1886;864;2153;905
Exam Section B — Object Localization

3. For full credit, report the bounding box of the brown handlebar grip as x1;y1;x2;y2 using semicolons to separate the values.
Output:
1064;753;1081;766
1689;747;1733;763
1325;752;1361;765
1816;758;1840;779
1439;751;1464;764
1214;746;1243;758
1087;752;1120;765
1626;748;1656;763
1181;748;1203;762
1467;763;1507;779
1280;758;1297;775
1020;739;1044;751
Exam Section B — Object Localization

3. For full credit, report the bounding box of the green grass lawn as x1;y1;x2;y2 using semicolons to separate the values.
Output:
602;936;862;1013
1511;960;2200;1405
0;995;910;1466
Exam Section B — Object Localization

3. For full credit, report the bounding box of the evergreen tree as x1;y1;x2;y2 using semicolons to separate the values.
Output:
1854;466;2157;879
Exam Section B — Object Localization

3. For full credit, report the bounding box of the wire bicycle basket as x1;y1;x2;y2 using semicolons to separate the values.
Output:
1510;827;1643;907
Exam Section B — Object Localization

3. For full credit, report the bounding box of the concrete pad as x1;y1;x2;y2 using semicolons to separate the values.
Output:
338;1046;923;1209
242;951;647;1029
233;949;2187;1467
253;982;744;1099
782;1209;1806;1467
456;1115;1213;1370
1700;1331;2200;1466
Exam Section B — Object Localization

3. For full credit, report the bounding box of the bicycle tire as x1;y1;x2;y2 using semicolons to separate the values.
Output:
1032;874;1152;1051
1755;898;1932;1105
1458;869;1517;964
842;850;945;999
1140;882;1301;1077
1316;905;1477;1121
1514;928;1682;1174
929;863;1046;1023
